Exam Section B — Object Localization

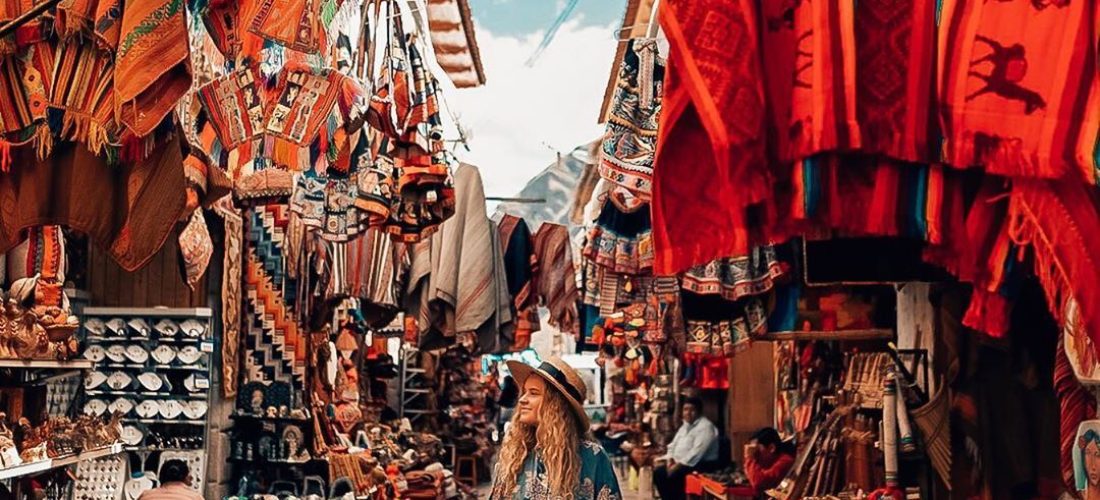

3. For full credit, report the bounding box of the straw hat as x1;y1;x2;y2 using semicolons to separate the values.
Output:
506;357;590;430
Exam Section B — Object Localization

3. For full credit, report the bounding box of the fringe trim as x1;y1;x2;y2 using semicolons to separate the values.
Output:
1005;193;1073;326
946;130;1064;179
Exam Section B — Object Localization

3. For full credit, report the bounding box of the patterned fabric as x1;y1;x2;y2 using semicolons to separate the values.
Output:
193;65;366;201
352;129;396;225
498;214;539;351
853;0;937;162
534;223;579;338
215;197;244;398
682;246;784;302
290;161;369;241
939;0;1099;183
249;0;325;54
243;204;307;397
684;298;767;356
178;210;213;290
583;195;653;275
113;0;191;136
493;441;621;500
651;0;770;274
1055;335;1097;494
786;0;860;159
49;39;117;152
345;227;407;328
599;38;663;199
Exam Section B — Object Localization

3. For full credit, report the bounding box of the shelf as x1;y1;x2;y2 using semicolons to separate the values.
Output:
0;444;122;480
86;390;206;398
86;336;205;344
228;457;324;466
123;419;205;426
83;307;214;318
229;413;311;423
757;329;894;342
0;359;94;369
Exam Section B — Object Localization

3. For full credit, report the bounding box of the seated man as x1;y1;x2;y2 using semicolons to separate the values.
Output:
743;427;796;496
139;459;203;500
653;397;719;500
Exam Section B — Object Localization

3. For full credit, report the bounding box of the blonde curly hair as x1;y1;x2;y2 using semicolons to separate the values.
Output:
491;385;586;499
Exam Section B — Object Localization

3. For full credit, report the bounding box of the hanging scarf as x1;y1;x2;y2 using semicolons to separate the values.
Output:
534;222;579;338
651;0;769;275
853;0;937;162
498;214;539;351
938;0;1099;182
1055;335;1097;495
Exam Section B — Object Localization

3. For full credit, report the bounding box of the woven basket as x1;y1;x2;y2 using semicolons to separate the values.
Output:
911;382;951;489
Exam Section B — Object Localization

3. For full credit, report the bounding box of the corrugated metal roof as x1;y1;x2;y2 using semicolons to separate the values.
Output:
426;0;486;88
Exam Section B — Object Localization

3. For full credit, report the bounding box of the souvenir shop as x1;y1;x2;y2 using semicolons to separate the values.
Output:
0;0;561;498
562;0;1100;498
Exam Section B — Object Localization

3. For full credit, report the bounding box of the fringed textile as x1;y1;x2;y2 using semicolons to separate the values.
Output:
1055;335;1096;495
938;0;1099;182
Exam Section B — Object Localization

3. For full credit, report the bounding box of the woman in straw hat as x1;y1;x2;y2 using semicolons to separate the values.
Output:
490;357;622;499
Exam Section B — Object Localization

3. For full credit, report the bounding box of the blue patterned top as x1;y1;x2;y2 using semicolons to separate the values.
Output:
492;440;622;500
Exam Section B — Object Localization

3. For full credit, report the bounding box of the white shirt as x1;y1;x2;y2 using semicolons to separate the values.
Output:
663;416;719;467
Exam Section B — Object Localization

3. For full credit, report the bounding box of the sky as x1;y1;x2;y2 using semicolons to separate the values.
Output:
443;0;627;198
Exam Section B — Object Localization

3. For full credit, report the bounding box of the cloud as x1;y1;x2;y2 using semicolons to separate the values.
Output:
443;19;617;198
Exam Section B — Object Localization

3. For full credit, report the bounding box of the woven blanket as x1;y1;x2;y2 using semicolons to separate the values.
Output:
939;0;1099;182
243;204;306;394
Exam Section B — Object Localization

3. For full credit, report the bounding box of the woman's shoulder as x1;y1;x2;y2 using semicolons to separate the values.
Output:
580;439;611;460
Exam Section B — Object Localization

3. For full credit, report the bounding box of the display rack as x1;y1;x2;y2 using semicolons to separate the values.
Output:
399;345;432;423
77;307;215;497
0;444;123;481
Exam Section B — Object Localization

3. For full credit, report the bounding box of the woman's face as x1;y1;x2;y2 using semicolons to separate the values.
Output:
517;376;547;426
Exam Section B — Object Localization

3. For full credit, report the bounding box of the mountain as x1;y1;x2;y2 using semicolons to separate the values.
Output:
493;140;599;237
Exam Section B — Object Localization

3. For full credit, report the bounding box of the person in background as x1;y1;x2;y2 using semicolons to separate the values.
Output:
653;396;719;500
139;459;202;500
744;427;796;496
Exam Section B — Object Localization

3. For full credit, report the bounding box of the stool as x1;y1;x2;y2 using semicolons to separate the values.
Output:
455;455;478;487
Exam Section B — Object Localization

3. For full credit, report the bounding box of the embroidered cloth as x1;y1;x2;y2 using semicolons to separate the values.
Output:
490;440;621;500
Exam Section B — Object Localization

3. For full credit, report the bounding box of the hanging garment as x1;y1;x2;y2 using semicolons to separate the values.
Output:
938;0;1099;182
214;197;244;398
485;220;516;353
345;227;408;329
248;0;326;54
681;246;784;302
652;0;770;275
243;203;307;396
0;135;186;271
403;163;497;349
583;194;653;275
54;0;192;137
1055;335;1097;494
599;38;663;199
852;0;937;162
192;64;367;202
533;223;579;339
498;214;539;351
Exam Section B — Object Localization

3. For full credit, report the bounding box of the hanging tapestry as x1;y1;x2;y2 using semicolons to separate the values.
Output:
243;204;307;396
939;0;1099;182
599;38;663;199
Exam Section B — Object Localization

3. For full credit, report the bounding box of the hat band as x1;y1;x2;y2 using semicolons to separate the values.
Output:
539;362;584;405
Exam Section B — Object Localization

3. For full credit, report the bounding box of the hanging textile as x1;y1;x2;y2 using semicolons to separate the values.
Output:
345;227;408;329
533;222;579;339
498;214;539;351
786;0;860;160
938;0;1099;182
403;163;497;349
853;0;937;162
0;136;187;271
651;0;769;275
681;246;784;302
215;197;244;398
599;38;663;199
583;194;654;275
243;204;307;397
